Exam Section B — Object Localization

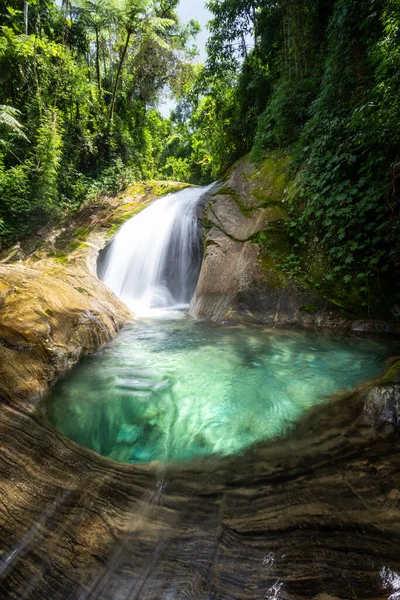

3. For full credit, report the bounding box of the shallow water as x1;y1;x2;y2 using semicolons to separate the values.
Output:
43;315;394;464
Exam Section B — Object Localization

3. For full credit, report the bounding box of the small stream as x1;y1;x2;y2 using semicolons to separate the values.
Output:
43;186;396;464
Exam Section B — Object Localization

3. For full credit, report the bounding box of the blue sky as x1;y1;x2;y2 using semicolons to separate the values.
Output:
159;0;211;115
177;0;212;61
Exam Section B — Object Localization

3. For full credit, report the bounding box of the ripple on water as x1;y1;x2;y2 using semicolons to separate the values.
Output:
42;318;395;464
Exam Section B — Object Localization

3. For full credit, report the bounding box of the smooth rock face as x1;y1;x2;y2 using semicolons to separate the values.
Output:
0;387;400;600
190;160;331;326
190;158;400;332
0;263;132;408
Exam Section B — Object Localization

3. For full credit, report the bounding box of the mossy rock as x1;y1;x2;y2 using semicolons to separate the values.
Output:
106;202;151;240
300;303;321;315
249;153;290;207
381;360;400;386
75;227;90;240
260;255;287;290
51;253;69;264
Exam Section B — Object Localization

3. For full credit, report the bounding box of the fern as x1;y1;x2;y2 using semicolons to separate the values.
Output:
0;105;29;142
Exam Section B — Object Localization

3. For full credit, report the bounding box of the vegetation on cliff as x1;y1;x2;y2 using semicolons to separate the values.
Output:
175;0;400;314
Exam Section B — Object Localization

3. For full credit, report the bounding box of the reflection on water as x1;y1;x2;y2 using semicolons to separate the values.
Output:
42;316;394;463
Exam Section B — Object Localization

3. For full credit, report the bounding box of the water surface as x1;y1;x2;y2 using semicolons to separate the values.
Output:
44;315;393;463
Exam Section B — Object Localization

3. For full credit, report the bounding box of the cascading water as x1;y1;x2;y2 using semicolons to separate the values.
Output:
99;185;213;316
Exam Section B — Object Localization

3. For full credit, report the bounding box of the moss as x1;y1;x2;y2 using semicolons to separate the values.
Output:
204;238;218;255
75;227;90;239
236;198;256;217
202;216;214;230
300;303;321;315
249;152;290;207
259;255;287;289
252;231;268;244
106;202;151;240
214;186;239;198
74;286;90;296
381;360;400;385
264;206;287;222
52;253;69;264
68;240;81;253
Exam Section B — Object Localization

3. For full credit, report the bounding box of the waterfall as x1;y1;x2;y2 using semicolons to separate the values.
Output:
99;185;213;316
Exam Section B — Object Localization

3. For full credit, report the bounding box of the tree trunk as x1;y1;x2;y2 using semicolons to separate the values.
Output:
108;30;131;127
95;27;102;97
24;1;28;35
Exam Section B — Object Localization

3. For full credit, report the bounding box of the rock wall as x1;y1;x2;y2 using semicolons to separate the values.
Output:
190;155;400;332
0;263;131;408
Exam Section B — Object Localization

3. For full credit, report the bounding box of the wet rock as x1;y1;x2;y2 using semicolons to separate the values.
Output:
1;243;25;264
387;489;400;501
0;263;132;408
190;156;400;332
190;160;333;327
0;388;399;599
365;382;400;427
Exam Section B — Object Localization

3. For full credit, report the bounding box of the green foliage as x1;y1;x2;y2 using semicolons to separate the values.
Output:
0;0;199;247
0;105;29;143
0;159;32;241
161;156;191;182
284;0;400;306
35;109;64;207
184;0;400;314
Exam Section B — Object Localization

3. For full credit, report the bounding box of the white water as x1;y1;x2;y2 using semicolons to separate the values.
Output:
100;185;213;316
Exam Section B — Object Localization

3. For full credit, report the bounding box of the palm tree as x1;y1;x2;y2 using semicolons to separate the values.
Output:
108;0;174;125
72;0;116;96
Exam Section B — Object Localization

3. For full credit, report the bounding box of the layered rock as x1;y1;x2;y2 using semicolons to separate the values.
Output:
0;262;131;408
0;378;400;600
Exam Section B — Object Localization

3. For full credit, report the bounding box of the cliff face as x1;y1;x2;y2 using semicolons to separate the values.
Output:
190;155;400;333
